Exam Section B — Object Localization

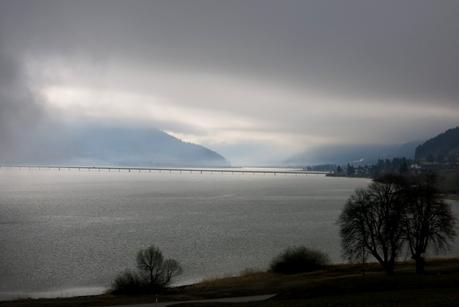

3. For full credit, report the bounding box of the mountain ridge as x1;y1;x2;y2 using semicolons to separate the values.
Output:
9;123;229;167
415;127;459;163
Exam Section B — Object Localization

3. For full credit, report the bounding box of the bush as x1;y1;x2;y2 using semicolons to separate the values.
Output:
270;246;330;274
111;271;149;295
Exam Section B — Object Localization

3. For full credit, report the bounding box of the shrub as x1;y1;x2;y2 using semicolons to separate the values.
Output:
270;246;330;274
111;270;149;295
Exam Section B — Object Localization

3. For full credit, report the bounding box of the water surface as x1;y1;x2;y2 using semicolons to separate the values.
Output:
0;169;456;300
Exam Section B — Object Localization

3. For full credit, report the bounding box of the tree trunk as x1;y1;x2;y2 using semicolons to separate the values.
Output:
384;261;395;275
150;270;154;286
414;256;425;274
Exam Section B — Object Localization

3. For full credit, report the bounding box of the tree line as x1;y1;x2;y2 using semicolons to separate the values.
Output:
307;157;416;178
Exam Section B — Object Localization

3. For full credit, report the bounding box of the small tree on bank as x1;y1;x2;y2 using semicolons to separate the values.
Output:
136;245;183;290
136;246;165;289
112;245;183;294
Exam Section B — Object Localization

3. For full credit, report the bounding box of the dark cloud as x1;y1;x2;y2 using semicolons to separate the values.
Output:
3;0;458;103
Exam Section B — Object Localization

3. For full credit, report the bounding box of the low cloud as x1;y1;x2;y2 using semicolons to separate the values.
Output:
0;47;43;162
1;1;459;165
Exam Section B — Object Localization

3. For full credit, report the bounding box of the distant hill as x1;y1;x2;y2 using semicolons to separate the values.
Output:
415;127;459;163
285;141;421;166
11;124;229;167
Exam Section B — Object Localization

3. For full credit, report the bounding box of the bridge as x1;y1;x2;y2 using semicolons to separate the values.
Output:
0;165;330;176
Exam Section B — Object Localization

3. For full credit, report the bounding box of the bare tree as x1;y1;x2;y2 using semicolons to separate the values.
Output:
112;245;183;294
136;245;183;290
136;246;165;287
339;173;457;275
403;173;457;274
338;177;406;274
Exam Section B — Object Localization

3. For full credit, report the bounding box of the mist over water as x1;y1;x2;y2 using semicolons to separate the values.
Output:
0;169;457;300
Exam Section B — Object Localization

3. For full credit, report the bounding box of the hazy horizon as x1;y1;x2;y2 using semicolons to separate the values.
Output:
1;0;459;165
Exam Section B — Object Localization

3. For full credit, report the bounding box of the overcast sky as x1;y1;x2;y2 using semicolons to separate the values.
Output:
1;0;458;165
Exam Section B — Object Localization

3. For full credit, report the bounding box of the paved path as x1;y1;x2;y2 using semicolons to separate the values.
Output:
111;294;276;307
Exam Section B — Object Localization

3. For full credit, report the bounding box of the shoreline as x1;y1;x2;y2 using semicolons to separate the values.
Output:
3;258;459;306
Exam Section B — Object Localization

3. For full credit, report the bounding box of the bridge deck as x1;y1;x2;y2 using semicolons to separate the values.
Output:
1;165;329;176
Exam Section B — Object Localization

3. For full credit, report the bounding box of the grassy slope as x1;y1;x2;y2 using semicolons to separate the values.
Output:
3;258;459;307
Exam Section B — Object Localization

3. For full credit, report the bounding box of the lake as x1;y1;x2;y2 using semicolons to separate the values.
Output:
0;168;457;300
